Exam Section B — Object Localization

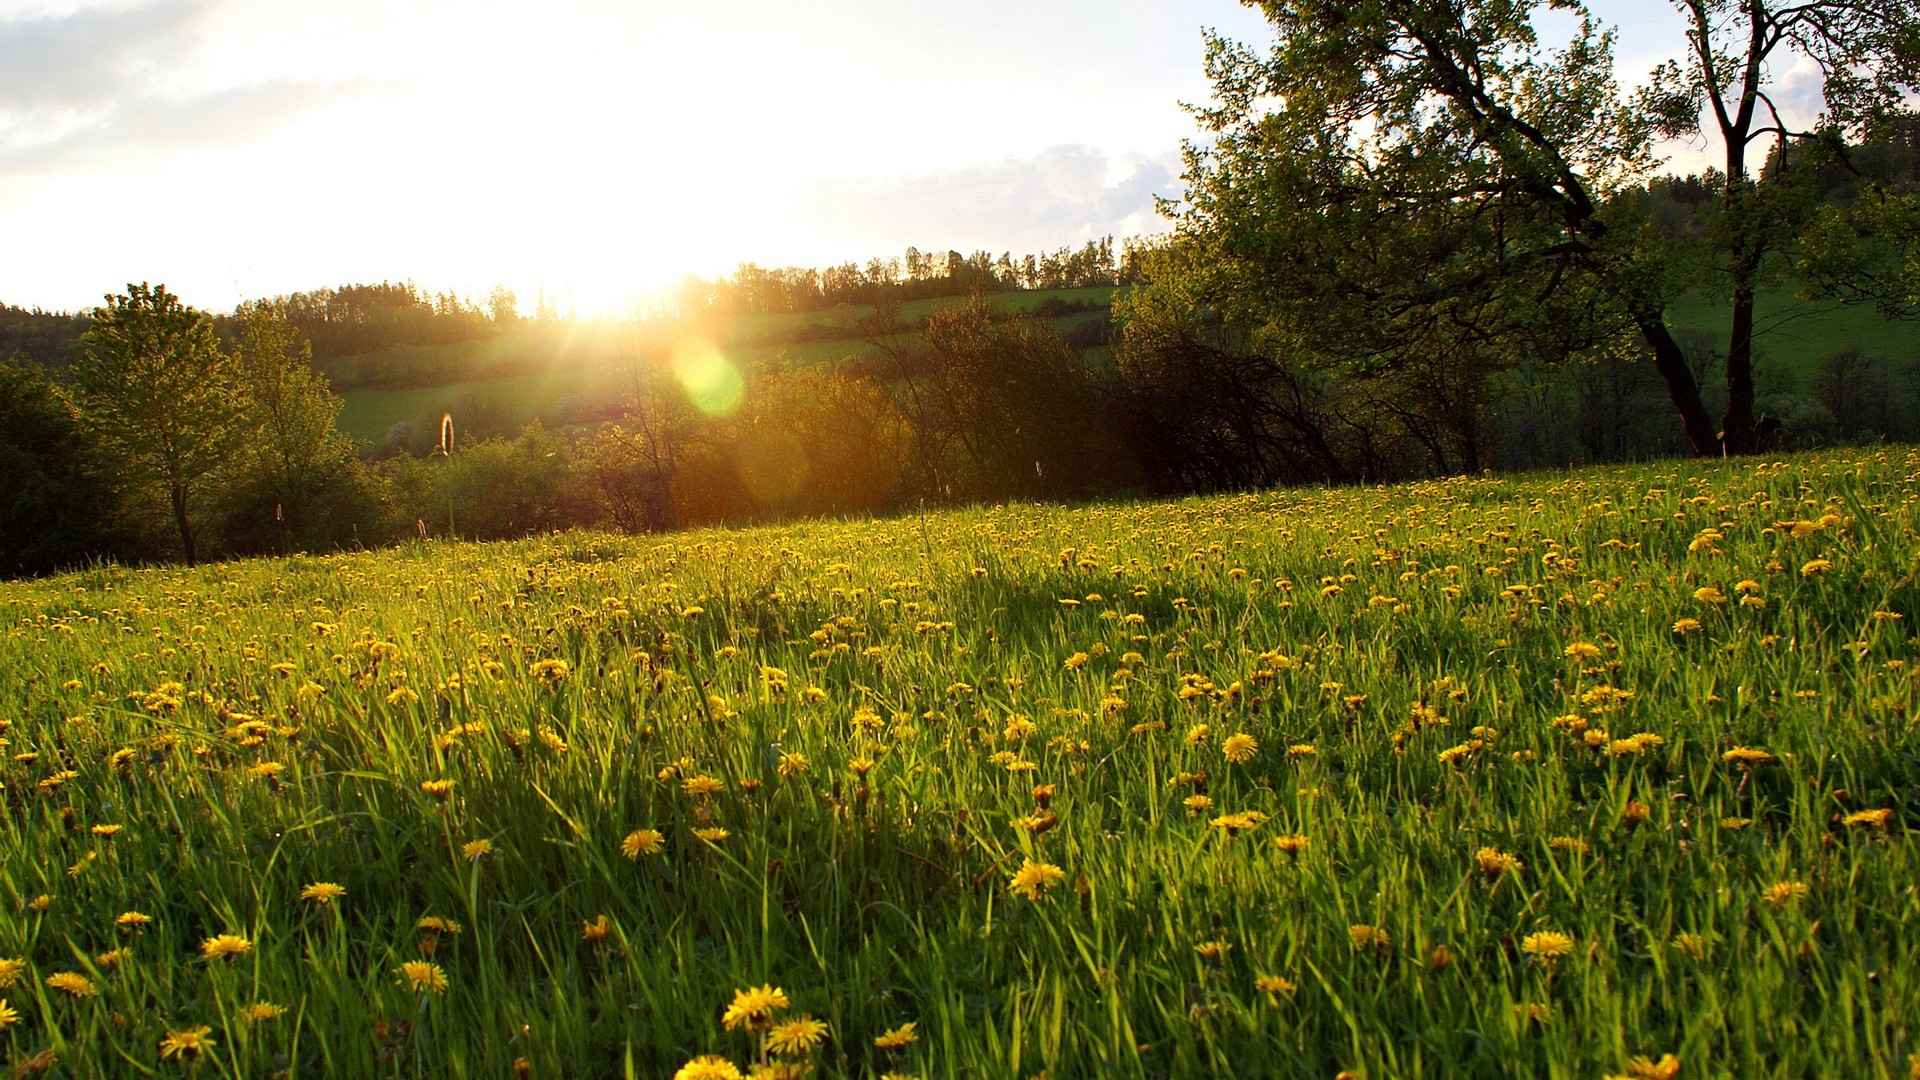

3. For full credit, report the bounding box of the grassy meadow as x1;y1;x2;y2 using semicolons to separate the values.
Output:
329;281;1911;450
2;448;1918;1077
332;289;1118;446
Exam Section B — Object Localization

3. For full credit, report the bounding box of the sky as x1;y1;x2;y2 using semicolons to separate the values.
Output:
0;0;1814;315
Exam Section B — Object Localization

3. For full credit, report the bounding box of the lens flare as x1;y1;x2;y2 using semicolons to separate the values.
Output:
670;339;744;416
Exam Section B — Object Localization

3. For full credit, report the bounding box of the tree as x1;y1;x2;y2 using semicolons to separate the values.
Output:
68;284;247;566
222;300;375;554
1173;0;1918;456
0;359;132;576
488;286;519;326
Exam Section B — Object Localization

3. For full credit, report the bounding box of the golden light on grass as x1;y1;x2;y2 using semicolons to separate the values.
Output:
670;338;744;417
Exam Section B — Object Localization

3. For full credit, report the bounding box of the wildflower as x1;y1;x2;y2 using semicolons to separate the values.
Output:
1475;847;1522;879
1671;617;1702;635
1722;746;1778;768
675;1057;743;1080
1547;836;1589;855
693;827;731;844
416;916;463;935
241;1002;286;1022
0;999;16;1029
1800;558;1832;577
301;882;347;905
777;752;810;778
201;934;252;961
721;984;790;1032
683;774;725;798
1210;811;1267;835
582;914;611;944
421;779;455;800
1613;1054;1681;1080
622;828;665;858
1671;933;1708;960
158;1026;214;1061
1254;974;1296;1002
1693;586;1727;605
46;972;96;998
461;838;494;861
1348;924;1390;952
90;824;123;838
873;1022;917;1050
1222;732;1258;764
531;658;571;683
1521;931;1574;968
94;948;128;970
1763;880;1810;907
1008;858;1066;901
763;1015;829;1056
1563;641;1603;661
398;961;448;993
0;959;26;989
1841;808;1892;830
1273;834;1310;856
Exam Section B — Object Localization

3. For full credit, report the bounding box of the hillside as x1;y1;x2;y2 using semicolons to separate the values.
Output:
330;283;1913;449
331;287;1118;447
1;448;1914;1075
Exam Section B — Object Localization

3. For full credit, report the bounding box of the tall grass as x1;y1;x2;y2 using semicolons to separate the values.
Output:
0;448;1915;1077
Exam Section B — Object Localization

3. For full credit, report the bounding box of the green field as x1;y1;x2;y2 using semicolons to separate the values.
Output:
1665;281;1919;388
331;290;1117;446
2;449;1917;1076
331;283;1912;449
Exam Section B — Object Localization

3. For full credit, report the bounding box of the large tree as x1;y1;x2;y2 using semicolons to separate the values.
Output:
1173;0;1918;455
69;284;247;566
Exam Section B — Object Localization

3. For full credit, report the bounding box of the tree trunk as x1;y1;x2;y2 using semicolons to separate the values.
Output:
1722;273;1758;452
1627;306;1721;455
170;481;197;567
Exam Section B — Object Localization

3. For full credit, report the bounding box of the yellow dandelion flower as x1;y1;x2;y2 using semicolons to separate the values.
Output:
158;1025;214;1061
200;934;252;961
1521;931;1574;965
46;971;96;998
241;1001;286;1022
721;984;790;1032
674;1057;742;1080
1273;834;1310;855
622;828;665;859
1348;924;1390;951
1254;974;1296;1002
1841;808;1892;830
300;882;346;905
398;960;448;993
1763;880;1810;906
683;774;725;798
461;838;494;861
1800;558;1832;577
0;999;17;1029
763;1015;829;1056
1222;732;1258;764
1008;858;1066;901
872;1021;918;1050
1475;847;1523;878
0;959;26;988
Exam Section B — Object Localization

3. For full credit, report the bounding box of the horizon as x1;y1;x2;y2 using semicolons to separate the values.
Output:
1;0;1817;317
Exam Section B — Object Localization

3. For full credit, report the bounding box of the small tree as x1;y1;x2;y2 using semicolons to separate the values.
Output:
69;283;246;566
